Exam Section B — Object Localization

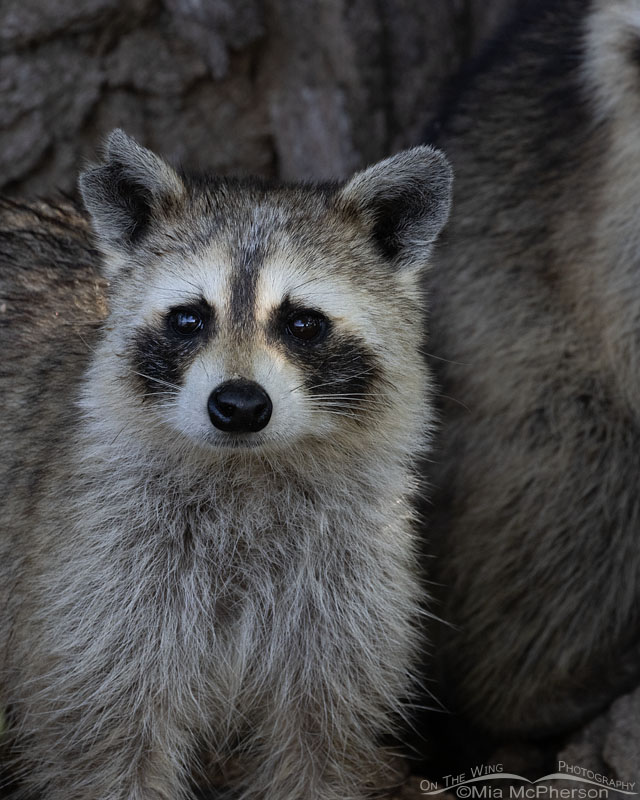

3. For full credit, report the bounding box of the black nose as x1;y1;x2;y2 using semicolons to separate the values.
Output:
208;379;273;433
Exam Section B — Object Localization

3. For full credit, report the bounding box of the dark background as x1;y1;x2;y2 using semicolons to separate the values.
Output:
1;0;522;196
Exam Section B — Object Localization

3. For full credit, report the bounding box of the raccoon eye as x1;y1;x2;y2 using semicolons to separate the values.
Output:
168;308;204;337
285;311;328;344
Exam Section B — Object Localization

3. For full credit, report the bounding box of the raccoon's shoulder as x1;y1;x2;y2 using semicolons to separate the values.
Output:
0;196;108;347
0;196;102;287
431;0;592;180
0;196;108;414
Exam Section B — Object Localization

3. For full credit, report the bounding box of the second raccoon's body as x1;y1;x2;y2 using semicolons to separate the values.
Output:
426;0;640;739
0;133;451;798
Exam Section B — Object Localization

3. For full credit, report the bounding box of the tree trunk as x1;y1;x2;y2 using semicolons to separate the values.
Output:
1;0;522;195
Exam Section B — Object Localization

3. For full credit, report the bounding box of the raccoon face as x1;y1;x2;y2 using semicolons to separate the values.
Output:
80;130;451;455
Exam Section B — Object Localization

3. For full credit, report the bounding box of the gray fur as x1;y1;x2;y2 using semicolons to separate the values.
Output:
425;0;640;738
337;147;452;268
79;130;186;261
0;134;451;798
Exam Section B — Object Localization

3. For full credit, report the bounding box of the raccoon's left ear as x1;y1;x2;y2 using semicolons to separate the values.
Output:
79;129;185;264
337;145;452;270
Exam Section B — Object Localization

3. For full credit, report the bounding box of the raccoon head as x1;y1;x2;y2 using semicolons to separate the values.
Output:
79;130;451;461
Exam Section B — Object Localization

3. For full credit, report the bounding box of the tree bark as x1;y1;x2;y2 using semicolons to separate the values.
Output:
1;0;522;195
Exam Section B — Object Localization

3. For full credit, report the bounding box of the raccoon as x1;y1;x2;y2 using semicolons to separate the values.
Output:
424;0;640;742
0;130;451;799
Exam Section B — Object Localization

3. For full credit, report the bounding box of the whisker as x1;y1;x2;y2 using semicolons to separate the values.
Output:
305;409;359;418
307;397;380;408
129;371;182;391
289;367;379;395
420;348;470;366
141;391;180;399
439;394;472;412
286;275;323;295
305;393;381;399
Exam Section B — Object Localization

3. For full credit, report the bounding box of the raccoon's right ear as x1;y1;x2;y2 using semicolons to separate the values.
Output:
337;146;452;270
79;129;185;264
